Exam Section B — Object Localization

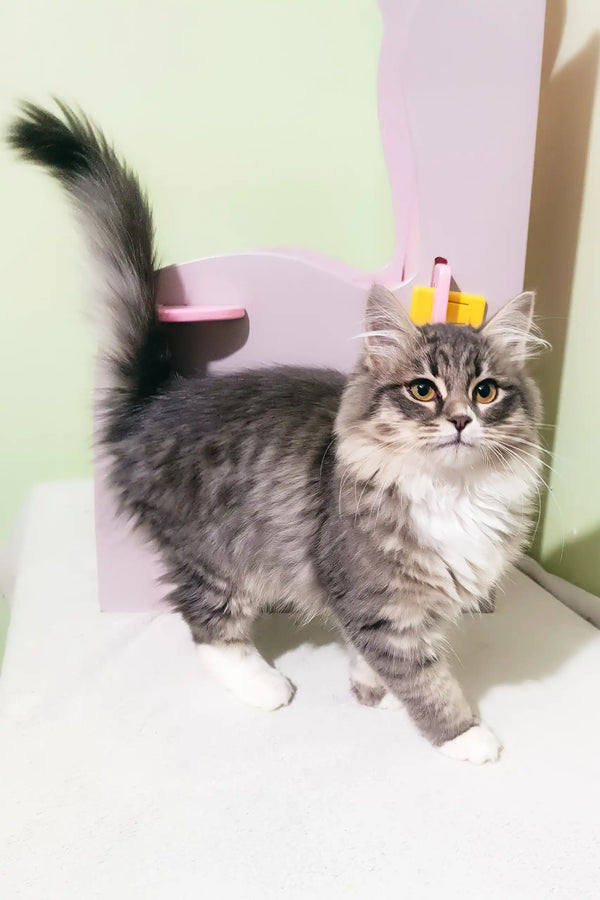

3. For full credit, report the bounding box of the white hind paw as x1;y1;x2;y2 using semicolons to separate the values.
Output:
439;724;501;765
240;668;295;711
198;643;294;711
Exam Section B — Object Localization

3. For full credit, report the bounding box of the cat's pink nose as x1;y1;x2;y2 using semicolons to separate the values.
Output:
448;414;472;433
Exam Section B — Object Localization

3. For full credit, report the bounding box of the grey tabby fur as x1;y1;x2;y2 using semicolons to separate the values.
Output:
8;102;544;758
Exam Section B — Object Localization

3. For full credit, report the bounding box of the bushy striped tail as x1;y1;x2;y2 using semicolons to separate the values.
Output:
8;100;171;436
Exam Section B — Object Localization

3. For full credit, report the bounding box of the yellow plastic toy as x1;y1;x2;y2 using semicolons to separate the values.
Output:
410;258;486;327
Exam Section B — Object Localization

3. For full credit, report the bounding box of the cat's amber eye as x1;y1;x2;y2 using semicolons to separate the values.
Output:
409;380;437;402
473;379;498;404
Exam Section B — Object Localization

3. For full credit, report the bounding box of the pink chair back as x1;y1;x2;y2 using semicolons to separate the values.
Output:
96;0;546;611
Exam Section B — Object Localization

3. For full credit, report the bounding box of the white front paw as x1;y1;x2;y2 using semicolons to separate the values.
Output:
439;724;501;765
239;669;294;711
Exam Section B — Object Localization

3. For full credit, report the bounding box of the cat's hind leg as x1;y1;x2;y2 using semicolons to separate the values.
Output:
198;640;294;711
173;575;294;711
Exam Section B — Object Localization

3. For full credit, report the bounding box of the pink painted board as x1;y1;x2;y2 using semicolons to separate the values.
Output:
95;0;546;611
158;305;246;323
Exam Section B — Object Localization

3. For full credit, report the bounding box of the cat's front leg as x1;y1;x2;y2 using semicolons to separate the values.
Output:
348;646;401;709
349;624;501;764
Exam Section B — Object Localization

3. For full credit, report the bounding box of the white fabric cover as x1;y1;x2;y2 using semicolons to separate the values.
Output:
1;481;599;899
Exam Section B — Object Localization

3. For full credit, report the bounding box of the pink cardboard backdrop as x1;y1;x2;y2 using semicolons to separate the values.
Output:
96;0;546;611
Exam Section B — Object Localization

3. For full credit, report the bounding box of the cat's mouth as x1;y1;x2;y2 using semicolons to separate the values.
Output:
436;437;476;450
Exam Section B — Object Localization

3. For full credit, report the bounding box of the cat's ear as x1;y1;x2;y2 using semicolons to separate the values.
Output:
363;284;418;375
482;291;547;363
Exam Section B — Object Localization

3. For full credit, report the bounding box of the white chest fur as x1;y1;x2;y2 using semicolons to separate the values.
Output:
404;472;531;600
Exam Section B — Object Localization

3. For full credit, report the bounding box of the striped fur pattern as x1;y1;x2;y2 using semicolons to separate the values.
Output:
8;103;544;762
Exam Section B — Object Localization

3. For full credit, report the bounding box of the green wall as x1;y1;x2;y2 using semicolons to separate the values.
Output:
0;0;393;541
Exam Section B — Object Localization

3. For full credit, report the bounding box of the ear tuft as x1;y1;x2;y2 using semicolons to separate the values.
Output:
362;284;417;375
482;291;549;363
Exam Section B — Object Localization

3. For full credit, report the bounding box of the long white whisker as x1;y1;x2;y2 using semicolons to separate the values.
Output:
486;441;544;537
337;464;355;518
319;437;336;480
354;477;373;525
500;441;553;472
490;442;547;490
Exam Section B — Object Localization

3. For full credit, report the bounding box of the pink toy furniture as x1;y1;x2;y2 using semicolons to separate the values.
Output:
95;0;546;611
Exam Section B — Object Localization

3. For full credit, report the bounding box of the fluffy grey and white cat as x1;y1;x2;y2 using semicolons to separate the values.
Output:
9;102;544;764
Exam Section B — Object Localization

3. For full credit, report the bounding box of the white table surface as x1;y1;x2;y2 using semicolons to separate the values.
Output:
1;480;599;899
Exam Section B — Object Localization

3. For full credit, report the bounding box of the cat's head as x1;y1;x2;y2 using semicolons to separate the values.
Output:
337;285;545;490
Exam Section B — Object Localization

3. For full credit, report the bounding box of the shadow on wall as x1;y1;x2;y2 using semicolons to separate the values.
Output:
525;1;599;493
544;524;600;597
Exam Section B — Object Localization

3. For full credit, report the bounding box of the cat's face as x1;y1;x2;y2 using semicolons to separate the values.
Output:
337;286;544;488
